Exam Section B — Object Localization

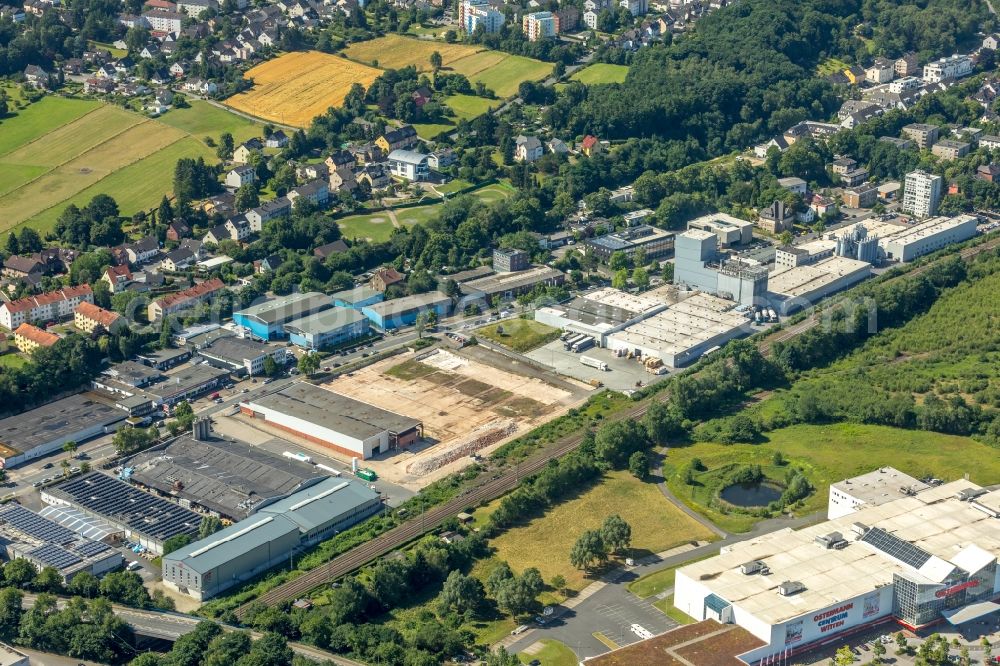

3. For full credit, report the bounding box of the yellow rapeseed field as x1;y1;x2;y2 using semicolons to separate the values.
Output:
342;34;484;71
226;51;382;127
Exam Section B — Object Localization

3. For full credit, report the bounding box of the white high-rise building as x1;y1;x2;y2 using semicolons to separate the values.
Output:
459;0;503;33
522;11;558;40
903;170;943;218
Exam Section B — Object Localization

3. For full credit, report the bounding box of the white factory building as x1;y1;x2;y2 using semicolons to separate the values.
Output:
675;473;1000;665
879;214;978;262
767;256;871;315
533;288;667;346
605;292;751;367
686;212;755;247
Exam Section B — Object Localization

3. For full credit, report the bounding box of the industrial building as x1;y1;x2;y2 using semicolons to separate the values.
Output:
126;427;325;520
361;292;451;330
674;231;769;307
675;475;1000;665
460;265;565;303
827;467;930;519
240;383;422;459
0;504;122;582
42;472;201;554
605;293;751;367
143;365;229;411
232;292;333;341
284;307;370;350
832;224;881;264
774;240;836;270
197;336;287;377
331;285;384;310
493;248;530;273
534;287;667;346
686;212;754;247
879;214;978;262
161;476;383;600
767;256;871;315
0;394;126;468
584;225;675;262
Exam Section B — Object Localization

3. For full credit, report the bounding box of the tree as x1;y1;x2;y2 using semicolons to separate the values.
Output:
17;227;42;253
3;559;36;588
632;267;649;290
67;572;100;598
262;356;279;377
628;450;649;479
550;574;566;593
414;311;431;339
34;566;63;594
609;251;629;271
430;51;443;70
486;561;514;594
569;529;607;570
833;645;855;666
62;441;77;456
493;575;537;618
4;233;18;256
778;230;794;246
235;183;260;212
298;352;320;375
895;632;908;655
871;640;886;664
112;426;154;455
99;571;151;607
437;570;485;616
163;534;192;555
0;588;22;642
611;268;628;289
199;516;223;539
217;132;235;160
643;401;680;445
594;420;649;468
600;515;632;555
204;632;253;666
173;400;195;430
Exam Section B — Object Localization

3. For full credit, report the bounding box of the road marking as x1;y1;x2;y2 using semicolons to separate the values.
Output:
592;632;619;650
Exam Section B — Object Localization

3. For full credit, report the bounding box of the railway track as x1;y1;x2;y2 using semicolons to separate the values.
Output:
236;234;1000;619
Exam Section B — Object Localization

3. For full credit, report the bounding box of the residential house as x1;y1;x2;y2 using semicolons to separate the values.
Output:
13;323;59;354
2;255;45;281
166;221;192;242
287;181;330;209
102;264;133;293
548;138;569;154
865;57;895;84
265;130;288;148
254;254;283;273
0;285;94;330
147;278;226;322
923;54;973;83
140;44;160;59
522;11;559;40
123;237;160;265
753;136;789;158
141;10;184;32
808;194;836;218
580;135;601;156
902;123;939;149
583;9;597;28
428;149;456;170
161;247;196;271
931;139;970;160
777;177;807;195
554;6;579;30
895;53;919;77
756;200;794;234
843;65;866;85
169;62;188;77
245;198;291;231
23;64;49;89
357;164;391;190
843;183;878;208
233;138;264;164
313;240;349;259
376;126;418;153
0;5;26;21
370;267;404;292
976;164;1000;182
297;162;329;182
411;86;433;107
984;33;1000;51
348;143;383;165
840;167;870;187
829;157;857;176
388;150;430;181
177;0;216;16
74;302;126;334
514;135;544;162
225;165;257;189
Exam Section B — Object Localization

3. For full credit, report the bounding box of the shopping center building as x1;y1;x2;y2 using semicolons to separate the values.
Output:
675;471;1000;664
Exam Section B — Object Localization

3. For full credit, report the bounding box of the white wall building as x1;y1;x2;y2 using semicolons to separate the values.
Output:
828;467;929;519
387;149;429;181
880;214;978;262
922;54;974;83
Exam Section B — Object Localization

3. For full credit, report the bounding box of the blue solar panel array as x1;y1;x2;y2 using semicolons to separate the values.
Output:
0;504;77;546
72;540;112;558
861;527;932;569
28;543;82;570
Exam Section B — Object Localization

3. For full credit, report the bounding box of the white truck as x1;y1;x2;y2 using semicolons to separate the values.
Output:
580;355;609;371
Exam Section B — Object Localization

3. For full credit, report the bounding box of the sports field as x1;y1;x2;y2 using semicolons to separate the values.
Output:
568;63;629;85
225;51;383;127
0;98;257;234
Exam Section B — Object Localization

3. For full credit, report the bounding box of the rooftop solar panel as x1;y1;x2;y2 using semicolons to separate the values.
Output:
861;527;932;569
29;543;82;570
0;504;77;546
72;540;112;558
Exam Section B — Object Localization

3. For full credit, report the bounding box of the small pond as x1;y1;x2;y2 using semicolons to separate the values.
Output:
719;482;784;507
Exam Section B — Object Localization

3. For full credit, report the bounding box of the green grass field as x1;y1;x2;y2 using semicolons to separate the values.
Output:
470;55;552;97
568;63;629;85
0;97;257;234
0;353;29;370
518;640;578;666
472;470;716;596
446;94;496;120
663;423;1000;533
478;319;561;353
627;555;713;599
817;56;850;76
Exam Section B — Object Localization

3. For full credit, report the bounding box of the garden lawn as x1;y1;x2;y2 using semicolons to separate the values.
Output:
469;55;553;98
568;63;629;85
470;182;515;203
518;640;578;666
0;354;29;370
412;122;455;140
663;423;1000;533
156;100;259;143
0;96;101;157
336;212;399;242
445;94;496;120
478;319;561;353
474;470;716;596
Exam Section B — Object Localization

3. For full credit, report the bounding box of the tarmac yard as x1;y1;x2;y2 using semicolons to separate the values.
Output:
321;347;592;489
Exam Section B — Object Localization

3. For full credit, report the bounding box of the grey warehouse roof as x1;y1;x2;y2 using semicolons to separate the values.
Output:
126;435;324;518
362;291;450;317
46;472;201;542
331;285;381;304
284;307;366;336
199;337;273;364
0;393;125;457
258;476;381;533
234;292;332;325
246;383;421;441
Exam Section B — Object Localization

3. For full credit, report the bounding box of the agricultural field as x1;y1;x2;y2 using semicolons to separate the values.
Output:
413;94;498;139
225;51;382;127
337;182;514;241
0;98;257;234
568;63;629;85
662;423;1000;533
473;470;717;596
478;319;562;353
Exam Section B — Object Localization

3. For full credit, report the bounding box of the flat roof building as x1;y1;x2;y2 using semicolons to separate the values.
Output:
828;467;929;519
197;336;287;377
361;292;451;330
126;431;325;520
584;224;675;262
675;478;1000;664
232;292;333;341
0;394;126;469
605;293;751;367
331;285;384;310
42;472;201;554
162;476;383;600
767;256;871;315
534;287;669;345
880;214;978;262
686;212;754;247
0;503;122;582
144;365;229;410
460;265;565;303
774;240;836;270
240;383;422;459
284;307;370;350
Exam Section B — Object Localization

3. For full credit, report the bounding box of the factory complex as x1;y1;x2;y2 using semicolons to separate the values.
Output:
162;476;383;600
240;382;423;459
675;471;1000;665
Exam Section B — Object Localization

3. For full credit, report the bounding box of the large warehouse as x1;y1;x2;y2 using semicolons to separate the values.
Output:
42;472;201;554
240;383;422;459
161;477;383;600
767;256;871;315
0;504;122;582
605;293;751;367
879;214;978;262
675;477;1000;665
233;292;334;340
0;393;127;468
533;288;667;346
126;429;326;520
